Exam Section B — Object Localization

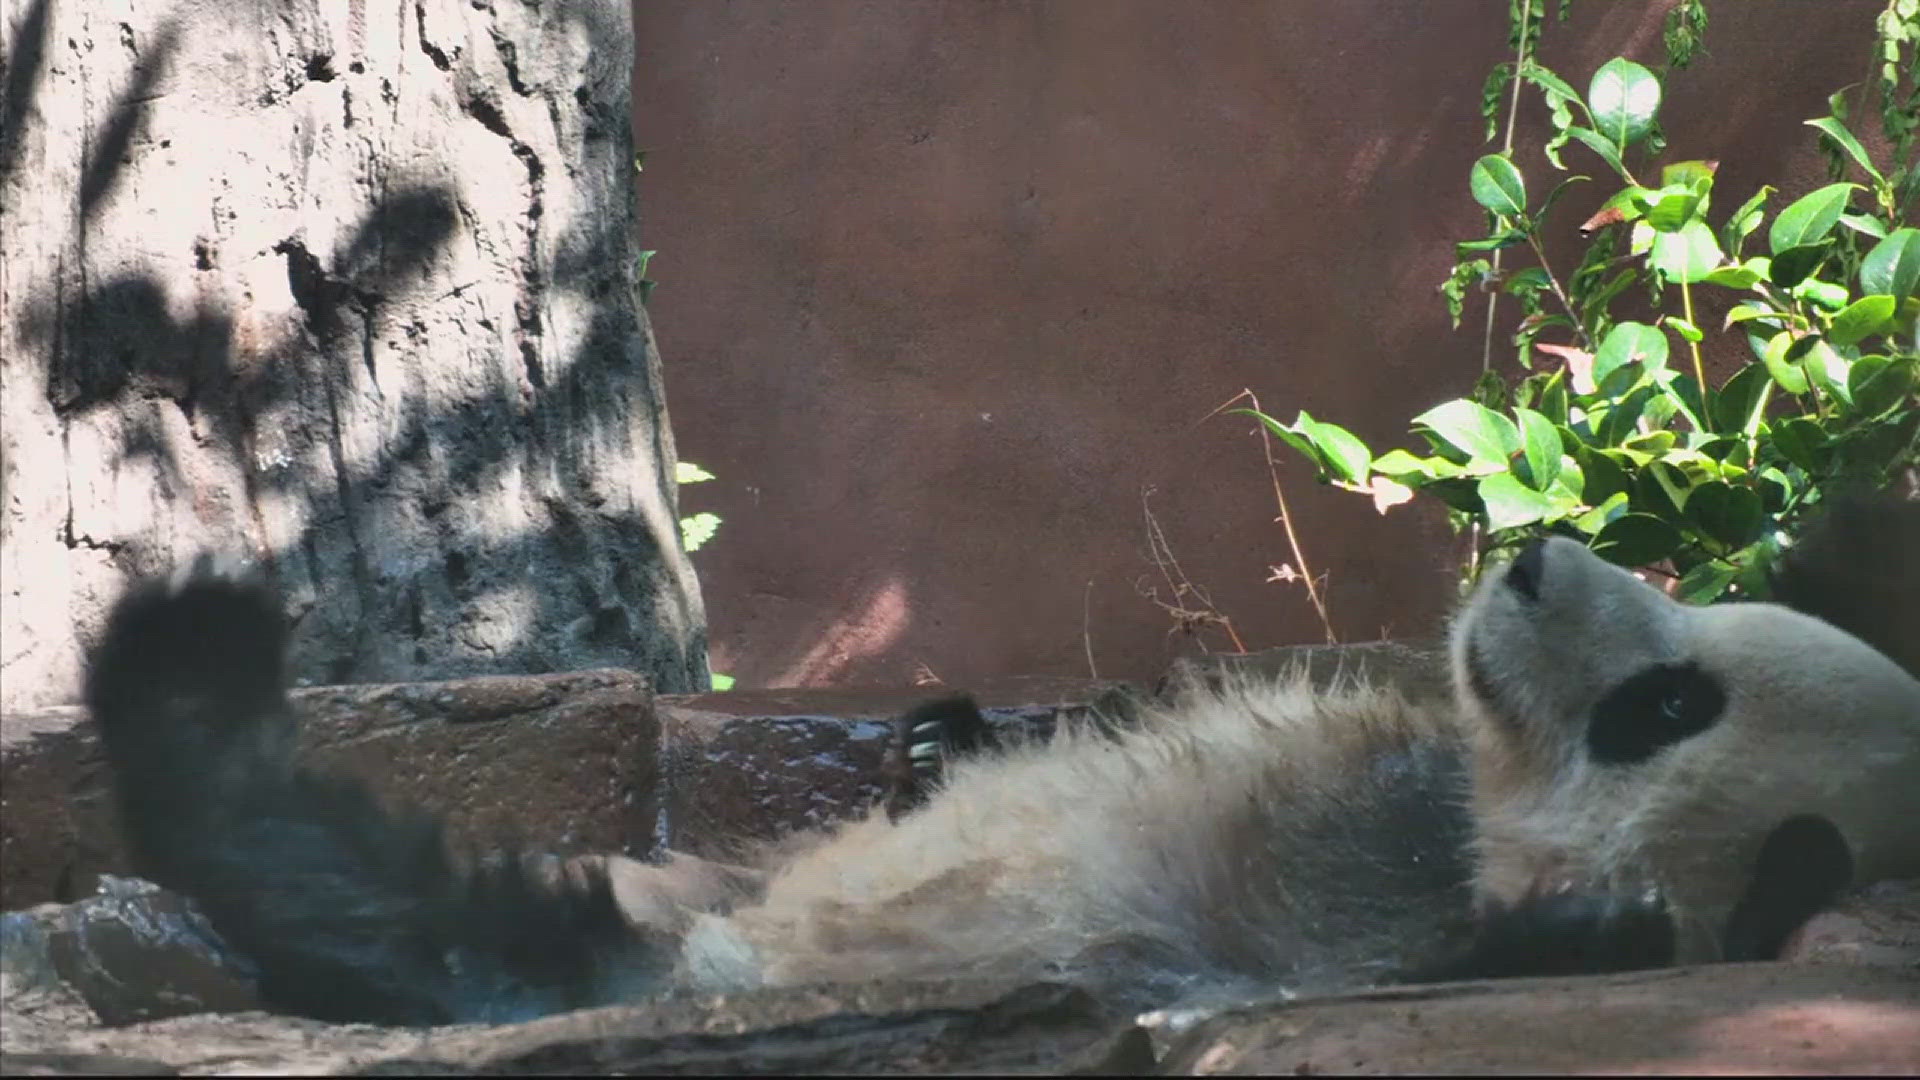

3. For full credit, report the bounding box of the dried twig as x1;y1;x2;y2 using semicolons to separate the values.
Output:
1136;487;1250;655
1202;389;1338;643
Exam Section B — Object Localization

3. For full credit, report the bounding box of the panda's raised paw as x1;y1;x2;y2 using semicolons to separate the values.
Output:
883;694;993;822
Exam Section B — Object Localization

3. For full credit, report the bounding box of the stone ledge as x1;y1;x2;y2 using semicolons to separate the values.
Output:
652;677;1125;857
1160;960;1920;1074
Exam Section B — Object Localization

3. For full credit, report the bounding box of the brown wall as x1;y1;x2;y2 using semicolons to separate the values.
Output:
631;1;1878;690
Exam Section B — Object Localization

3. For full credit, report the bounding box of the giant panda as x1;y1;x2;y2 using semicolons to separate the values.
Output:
82;495;1920;1027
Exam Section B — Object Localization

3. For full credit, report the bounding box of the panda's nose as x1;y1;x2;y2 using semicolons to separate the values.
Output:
1505;539;1546;601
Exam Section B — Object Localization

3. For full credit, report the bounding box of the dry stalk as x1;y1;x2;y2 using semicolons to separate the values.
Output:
1136;486;1250;655
1202;389;1338;644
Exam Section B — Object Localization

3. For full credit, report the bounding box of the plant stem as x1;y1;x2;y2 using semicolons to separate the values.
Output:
1204;390;1337;643
1681;276;1709;431
1523;234;1596;350
1481;0;1535;373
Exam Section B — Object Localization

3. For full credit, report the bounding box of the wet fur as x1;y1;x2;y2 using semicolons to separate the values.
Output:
85;498;1920;1025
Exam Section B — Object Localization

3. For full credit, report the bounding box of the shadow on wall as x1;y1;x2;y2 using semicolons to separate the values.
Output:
0;0;705;698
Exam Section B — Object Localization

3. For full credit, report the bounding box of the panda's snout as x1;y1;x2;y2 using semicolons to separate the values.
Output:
1505;540;1547;602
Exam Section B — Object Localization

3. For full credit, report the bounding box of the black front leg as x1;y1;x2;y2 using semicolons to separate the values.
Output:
1405;890;1676;984
1405;813;1856;985
1721;813;1853;962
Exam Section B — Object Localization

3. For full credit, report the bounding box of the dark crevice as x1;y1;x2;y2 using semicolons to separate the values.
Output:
520;341;545;389
489;30;528;96
415;2;453;71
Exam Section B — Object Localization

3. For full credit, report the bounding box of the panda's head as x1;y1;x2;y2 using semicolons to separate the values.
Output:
1448;533;1920;962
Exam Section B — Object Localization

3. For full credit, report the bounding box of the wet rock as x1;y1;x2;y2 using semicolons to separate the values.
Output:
0;877;258;1027
652;678;1121;857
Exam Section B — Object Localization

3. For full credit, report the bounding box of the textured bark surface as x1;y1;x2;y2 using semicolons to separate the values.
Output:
0;0;706;709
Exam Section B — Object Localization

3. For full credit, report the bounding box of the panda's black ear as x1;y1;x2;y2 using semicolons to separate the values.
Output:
1768;490;1920;679
1721;813;1853;962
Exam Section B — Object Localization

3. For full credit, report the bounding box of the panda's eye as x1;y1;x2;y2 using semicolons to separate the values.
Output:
1588;662;1727;765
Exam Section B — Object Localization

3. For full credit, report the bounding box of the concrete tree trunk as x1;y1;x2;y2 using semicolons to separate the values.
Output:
0;0;709;706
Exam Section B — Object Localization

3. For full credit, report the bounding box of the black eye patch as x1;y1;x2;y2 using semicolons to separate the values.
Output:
1587;661;1726;765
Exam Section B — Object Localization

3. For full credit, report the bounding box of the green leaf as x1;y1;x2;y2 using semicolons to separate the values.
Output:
1591;513;1685;567
1296;412;1373;485
676;461;717;484
1478;472;1558;531
1710;362;1771;434
1794;278;1851;312
1565;125;1632;182
1722;297;1780;330
1504;267;1553;295
1660;159;1718;189
1593;321;1669;387
1686;481;1763;551
1575;447;1632;504
1840;213;1889;239
1520;61;1584;109
1582;185;1655;232
1456;231;1530;255
1237;409;1323;470
1789;336;1851;405
1514;407;1563;490
1413;400;1521;470
1662;315;1704;343
1371;448;1451;479
1588;58;1662;149
1804;117;1884;183
1769;417;1829;474
1639;460;1697;521
1721;184;1773;256
1702;265;1762;289
1654;370;1708;433
681;511;722;553
1768;182;1858;254
1644;185;1703;232
1848;356;1917;419
1620;429;1680;457
1596;385;1658;446
1760;331;1810;395
1241;409;1373;485
710;672;736;691
1860;228;1920;300
1768;242;1832;289
1650;219;1725;284
1828;295;1898;346
1573;490;1632;535
1470;154;1528;217
1674;560;1739;603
